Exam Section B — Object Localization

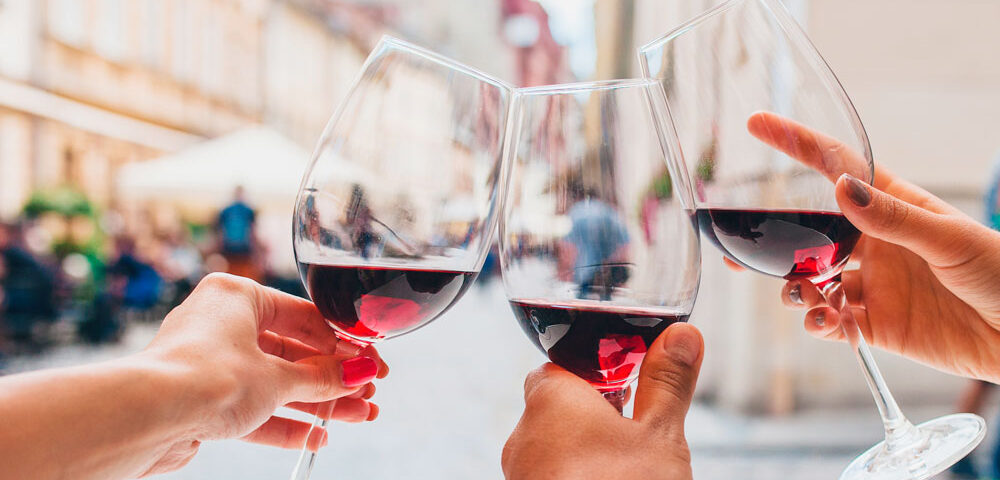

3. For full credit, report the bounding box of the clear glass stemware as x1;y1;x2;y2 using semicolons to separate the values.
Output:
499;78;701;413
290;36;513;479
639;1;985;478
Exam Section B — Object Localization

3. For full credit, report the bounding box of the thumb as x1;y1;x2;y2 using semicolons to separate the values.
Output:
634;323;703;434
836;174;982;268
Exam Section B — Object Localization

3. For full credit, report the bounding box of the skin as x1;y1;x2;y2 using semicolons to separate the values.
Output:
747;112;1000;383
502;323;703;480
0;273;388;480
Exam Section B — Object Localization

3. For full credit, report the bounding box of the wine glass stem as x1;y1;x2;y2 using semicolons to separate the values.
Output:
601;389;627;415
289;415;327;480
821;279;919;449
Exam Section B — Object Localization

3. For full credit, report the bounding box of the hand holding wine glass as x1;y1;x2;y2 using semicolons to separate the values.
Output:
0;273;386;480
502;323;704;480
750;112;1000;383
500;78;701;413
641;1;986;476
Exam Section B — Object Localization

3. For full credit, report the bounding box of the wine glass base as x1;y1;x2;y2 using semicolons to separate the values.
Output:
840;413;986;480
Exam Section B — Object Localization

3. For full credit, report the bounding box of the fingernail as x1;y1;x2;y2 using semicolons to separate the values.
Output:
663;324;701;366
843;174;871;207
342;356;378;387
815;312;825;327
335;341;364;357
788;284;803;305
366;403;380;421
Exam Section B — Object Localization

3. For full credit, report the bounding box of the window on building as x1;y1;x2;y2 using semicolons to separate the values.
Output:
140;0;166;68
48;0;87;47
95;0;125;61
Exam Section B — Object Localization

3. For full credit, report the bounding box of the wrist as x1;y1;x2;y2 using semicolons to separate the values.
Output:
127;348;237;439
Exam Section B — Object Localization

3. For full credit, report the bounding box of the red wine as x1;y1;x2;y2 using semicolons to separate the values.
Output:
510;300;688;389
696;208;861;281
298;263;476;341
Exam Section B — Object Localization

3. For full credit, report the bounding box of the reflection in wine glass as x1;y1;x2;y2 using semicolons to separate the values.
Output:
289;36;513;480
640;1;985;479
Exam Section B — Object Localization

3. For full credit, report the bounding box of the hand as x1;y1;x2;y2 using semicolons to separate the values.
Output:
137;273;388;476
502;323;703;480
748;112;1000;382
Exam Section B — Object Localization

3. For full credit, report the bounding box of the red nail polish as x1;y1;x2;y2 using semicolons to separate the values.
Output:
342;356;378;387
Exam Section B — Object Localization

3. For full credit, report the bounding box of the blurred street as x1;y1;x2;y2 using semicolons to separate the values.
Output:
5;280;986;480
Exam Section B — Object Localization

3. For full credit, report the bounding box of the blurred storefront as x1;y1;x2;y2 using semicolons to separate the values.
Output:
0;0;382;220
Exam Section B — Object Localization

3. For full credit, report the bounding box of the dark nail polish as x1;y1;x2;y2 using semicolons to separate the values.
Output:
844;174;872;207
342;356;378;387
789;284;803;305
815;312;826;327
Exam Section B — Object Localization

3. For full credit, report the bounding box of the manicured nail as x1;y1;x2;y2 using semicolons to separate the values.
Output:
815;312;826;327
843;174;871;207
664;324;701;366
342;356;378;387
788;284;803;305
366;403;380;421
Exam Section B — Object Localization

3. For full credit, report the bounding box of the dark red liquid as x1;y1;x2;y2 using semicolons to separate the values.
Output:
696;208;861;281
510;300;688;389
298;263;476;341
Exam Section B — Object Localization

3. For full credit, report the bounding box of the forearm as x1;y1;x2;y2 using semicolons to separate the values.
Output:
0;354;211;480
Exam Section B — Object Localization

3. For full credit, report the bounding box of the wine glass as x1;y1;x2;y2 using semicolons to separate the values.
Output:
290;36;513;479
639;1;985;478
499;78;702;413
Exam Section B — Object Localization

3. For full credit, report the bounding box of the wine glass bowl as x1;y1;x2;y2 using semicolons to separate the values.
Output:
289;35;513;479
294;36;513;345
499;79;701;411
640;0;985;478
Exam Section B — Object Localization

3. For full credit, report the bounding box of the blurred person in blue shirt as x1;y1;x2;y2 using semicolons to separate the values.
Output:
561;182;630;300
216;186;263;281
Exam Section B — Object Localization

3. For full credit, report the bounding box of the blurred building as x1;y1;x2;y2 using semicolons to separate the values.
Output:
0;0;386;220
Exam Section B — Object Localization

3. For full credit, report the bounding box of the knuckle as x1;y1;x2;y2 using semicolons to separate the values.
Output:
201;272;250;292
879;196;910;231
645;365;693;402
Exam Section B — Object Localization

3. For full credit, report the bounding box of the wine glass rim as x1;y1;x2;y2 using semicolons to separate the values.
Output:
637;0;749;59
516;78;658;96
376;35;515;92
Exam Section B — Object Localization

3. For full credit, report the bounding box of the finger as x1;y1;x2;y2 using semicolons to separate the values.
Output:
836;174;989;270
522;363;608;412
287;397;378;423
280;354;379;403
259;331;321;362
723;257;745;272
634;323;704;435
746;111;872;185
803;306;873;344
252;282;363;356
360;344;390;379
781;280;826;309
241;416;328;452
803;307;843;341
841;268;864;307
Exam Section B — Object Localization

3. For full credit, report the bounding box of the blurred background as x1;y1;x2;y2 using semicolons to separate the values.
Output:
0;0;998;478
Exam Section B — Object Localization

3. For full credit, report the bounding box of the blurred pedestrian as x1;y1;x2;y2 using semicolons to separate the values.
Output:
217;186;263;281
0;222;57;350
108;236;163;312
